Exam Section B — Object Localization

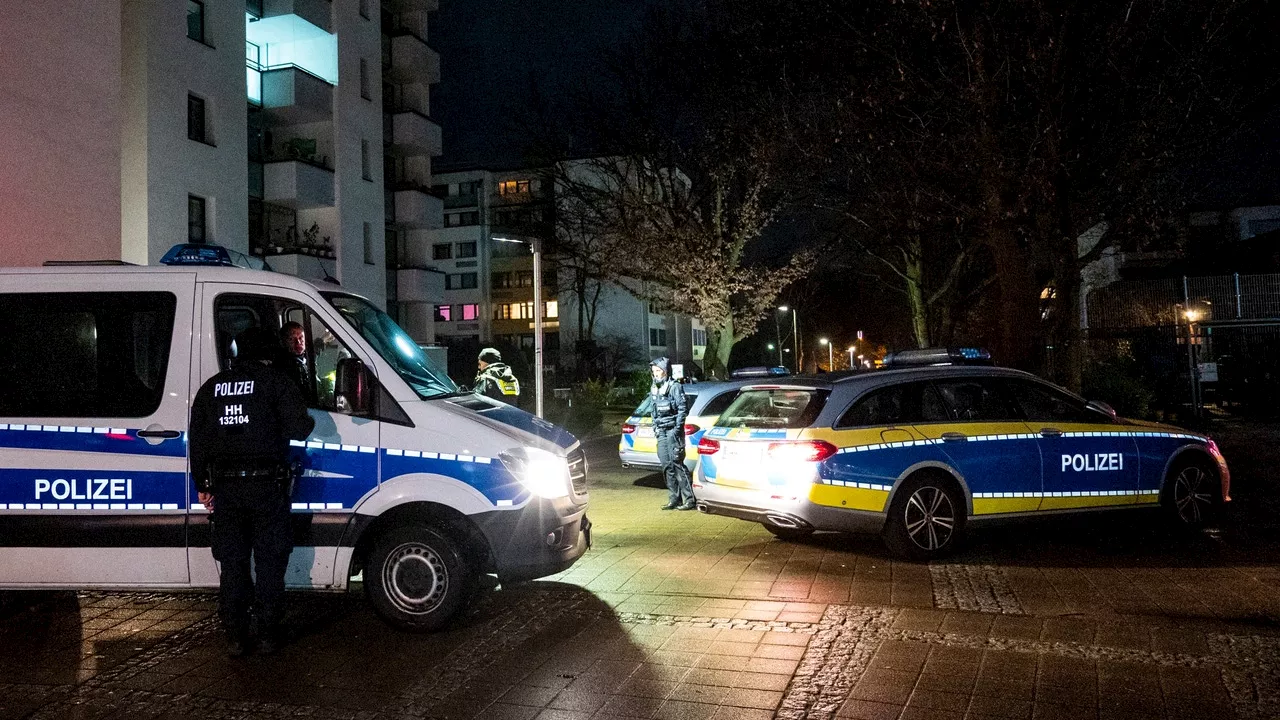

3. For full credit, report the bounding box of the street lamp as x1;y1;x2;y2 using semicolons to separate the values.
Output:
847;346;856;368
494;235;545;418
778;305;800;372
819;338;833;372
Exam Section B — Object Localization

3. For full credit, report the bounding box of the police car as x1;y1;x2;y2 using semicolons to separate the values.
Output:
694;348;1229;559
0;244;589;630
618;368;790;472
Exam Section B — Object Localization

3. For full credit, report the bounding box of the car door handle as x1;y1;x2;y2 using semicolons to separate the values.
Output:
1039;427;1063;437
137;429;181;439
941;432;968;442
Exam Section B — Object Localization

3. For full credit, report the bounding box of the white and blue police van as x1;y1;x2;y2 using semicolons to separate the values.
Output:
0;245;589;630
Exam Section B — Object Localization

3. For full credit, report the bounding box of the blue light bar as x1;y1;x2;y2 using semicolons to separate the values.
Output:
159;243;235;266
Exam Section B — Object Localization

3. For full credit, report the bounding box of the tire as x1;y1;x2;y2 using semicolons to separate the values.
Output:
364;525;472;632
882;473;966;561
1162;456;1219;530
764;524;815;541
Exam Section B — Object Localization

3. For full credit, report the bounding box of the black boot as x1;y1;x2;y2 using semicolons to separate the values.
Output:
256;624;285;655
225;623;252;658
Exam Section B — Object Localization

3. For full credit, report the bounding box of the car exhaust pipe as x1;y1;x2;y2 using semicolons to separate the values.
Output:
696;503;710;513
766;514;800;529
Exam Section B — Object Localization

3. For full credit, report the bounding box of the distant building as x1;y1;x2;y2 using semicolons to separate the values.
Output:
425;165;706;380
1;0;444;314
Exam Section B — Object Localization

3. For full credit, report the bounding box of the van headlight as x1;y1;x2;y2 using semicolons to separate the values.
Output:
499;447;571;499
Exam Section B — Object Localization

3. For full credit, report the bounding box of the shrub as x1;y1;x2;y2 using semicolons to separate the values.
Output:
1082;356;1157;420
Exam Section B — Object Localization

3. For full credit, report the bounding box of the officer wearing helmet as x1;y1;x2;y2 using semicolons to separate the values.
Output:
648;357;695;510
473;347;521;403
189;327;315;657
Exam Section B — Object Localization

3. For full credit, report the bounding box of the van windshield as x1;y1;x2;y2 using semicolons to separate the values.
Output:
323;292;458;399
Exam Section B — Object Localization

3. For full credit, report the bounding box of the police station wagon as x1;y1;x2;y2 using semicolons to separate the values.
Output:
0;246;589;630
694;349;1229;559
618;379;762;472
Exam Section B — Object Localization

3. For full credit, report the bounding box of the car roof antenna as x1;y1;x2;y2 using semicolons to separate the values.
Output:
315;256;340;286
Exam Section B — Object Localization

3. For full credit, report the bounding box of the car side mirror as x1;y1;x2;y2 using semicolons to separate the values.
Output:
336;358;372;415
1086;399;1117;421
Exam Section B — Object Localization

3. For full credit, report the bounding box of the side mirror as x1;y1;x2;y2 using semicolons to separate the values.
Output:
336;358;372;415
1087;399;1117;421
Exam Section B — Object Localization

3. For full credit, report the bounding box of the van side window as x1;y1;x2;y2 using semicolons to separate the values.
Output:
214;293;356;413
0;292;176;417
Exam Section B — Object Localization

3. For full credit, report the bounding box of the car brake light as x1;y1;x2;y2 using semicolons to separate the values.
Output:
697;438;720;455
684;424;700;436
621;423;637;434
767;440;838;463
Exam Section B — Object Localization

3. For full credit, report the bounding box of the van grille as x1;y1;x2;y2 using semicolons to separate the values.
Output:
568;447;588;496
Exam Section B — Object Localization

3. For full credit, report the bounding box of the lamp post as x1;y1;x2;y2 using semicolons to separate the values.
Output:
779;305;800;372
494;235;544;418
847;346;856;368
819;338;833;372
773;311;784;367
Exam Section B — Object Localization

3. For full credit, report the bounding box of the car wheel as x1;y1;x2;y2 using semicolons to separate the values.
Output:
764;524;815;541
883;473;966;560
1162;456;1219;530
365;525;472;632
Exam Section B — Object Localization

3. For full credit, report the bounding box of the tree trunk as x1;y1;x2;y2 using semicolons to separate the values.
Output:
905;249;930;348
704;316;734;380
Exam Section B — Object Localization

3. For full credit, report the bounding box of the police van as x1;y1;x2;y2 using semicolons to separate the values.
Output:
695;348;1230;559
0;245;590;630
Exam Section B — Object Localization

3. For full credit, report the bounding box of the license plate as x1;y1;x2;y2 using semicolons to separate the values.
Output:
714;442;763;487
637;426;655;438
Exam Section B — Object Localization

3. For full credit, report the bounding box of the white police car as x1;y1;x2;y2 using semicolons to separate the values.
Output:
695;349;1229;559
0;244;589;630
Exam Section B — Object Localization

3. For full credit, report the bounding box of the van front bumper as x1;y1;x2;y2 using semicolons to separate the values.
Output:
474;496;590;583
695;481;887;535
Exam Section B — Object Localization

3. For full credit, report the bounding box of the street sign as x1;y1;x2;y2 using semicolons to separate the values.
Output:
671;363;685;380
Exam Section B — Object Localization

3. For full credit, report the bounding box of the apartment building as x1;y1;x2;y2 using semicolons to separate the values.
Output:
426;166;706;380
1;0;441;313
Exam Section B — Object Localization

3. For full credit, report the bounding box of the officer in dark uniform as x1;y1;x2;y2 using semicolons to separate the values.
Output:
190;327;315;657
648;357;696;510
278;321;316;404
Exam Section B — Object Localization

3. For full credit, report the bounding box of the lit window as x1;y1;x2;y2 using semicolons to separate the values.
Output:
434;305;451;322
498;179;531;195
461;304;479;321
545;300;558;319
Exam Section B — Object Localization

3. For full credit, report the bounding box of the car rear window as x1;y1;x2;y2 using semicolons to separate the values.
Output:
717;388;829;429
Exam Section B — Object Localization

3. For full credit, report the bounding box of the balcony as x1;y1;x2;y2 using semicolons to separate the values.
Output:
264;159;335;209
261;0;331;32
387;109;442;157
443;193;479;209
386;32;441;84
261;67;333;125
391;183;443;229
396;267;445;303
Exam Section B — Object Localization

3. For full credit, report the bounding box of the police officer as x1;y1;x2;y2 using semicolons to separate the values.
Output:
648;357;695;510
473;347;521;403
189;327;315;657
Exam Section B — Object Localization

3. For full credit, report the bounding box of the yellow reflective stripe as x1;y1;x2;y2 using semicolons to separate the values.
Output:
973;497;1042;514
809;484;889;512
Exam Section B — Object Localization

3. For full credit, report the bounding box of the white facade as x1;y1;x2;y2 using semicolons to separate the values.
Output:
1;0;442;312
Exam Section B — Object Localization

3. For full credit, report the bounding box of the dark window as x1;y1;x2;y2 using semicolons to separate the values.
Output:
932;378;1019;422
459;272;477;289
187;0;205;42
362;222;374;265
837;382;949;428
649;328;666;347
359;58;371;100
718;389;829;429
188;195;207;242
1005;378;1103;424
361;140;371;180
433;243;452;260
457;242;477;258
359;0;370;18
700;391;739;418
445;273;476;290
491;272;511;289
0;292;176;417
187;94;206;142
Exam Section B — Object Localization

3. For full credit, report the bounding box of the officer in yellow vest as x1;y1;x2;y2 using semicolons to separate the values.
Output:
473;347;521;403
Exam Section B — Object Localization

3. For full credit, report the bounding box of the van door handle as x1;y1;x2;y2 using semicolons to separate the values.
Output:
137;429;181;439
1039;427;1063;437
940;432;968;442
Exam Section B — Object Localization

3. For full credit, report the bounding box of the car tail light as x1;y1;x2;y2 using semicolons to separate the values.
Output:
684;424;700;436
767;440;838;463
621;423;637;434
697;438;721;455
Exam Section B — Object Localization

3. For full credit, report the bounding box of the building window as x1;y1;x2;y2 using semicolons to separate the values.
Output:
362;222;374;265
491;271;511;289
434;304;451;322
457;242;477;258
446;273;477;290
649;328;667;347
461;304;479;321
188;195;207;243
433;243;452;260
359;0;370;19
546;300;558;319
518;271;534;288
359;58;371;100
187;1;206;43
361;140;371;180
187;94;207;143
498;179;531;195
493;304;511;320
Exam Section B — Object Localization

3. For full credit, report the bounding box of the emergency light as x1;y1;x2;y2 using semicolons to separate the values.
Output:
883;347;992;367
159;243;235;266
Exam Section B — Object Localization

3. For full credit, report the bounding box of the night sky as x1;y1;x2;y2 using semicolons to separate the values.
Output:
430;0;649;171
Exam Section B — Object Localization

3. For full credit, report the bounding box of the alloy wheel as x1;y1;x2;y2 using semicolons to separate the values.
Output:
903;486;956;551
1173;465;1213;524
